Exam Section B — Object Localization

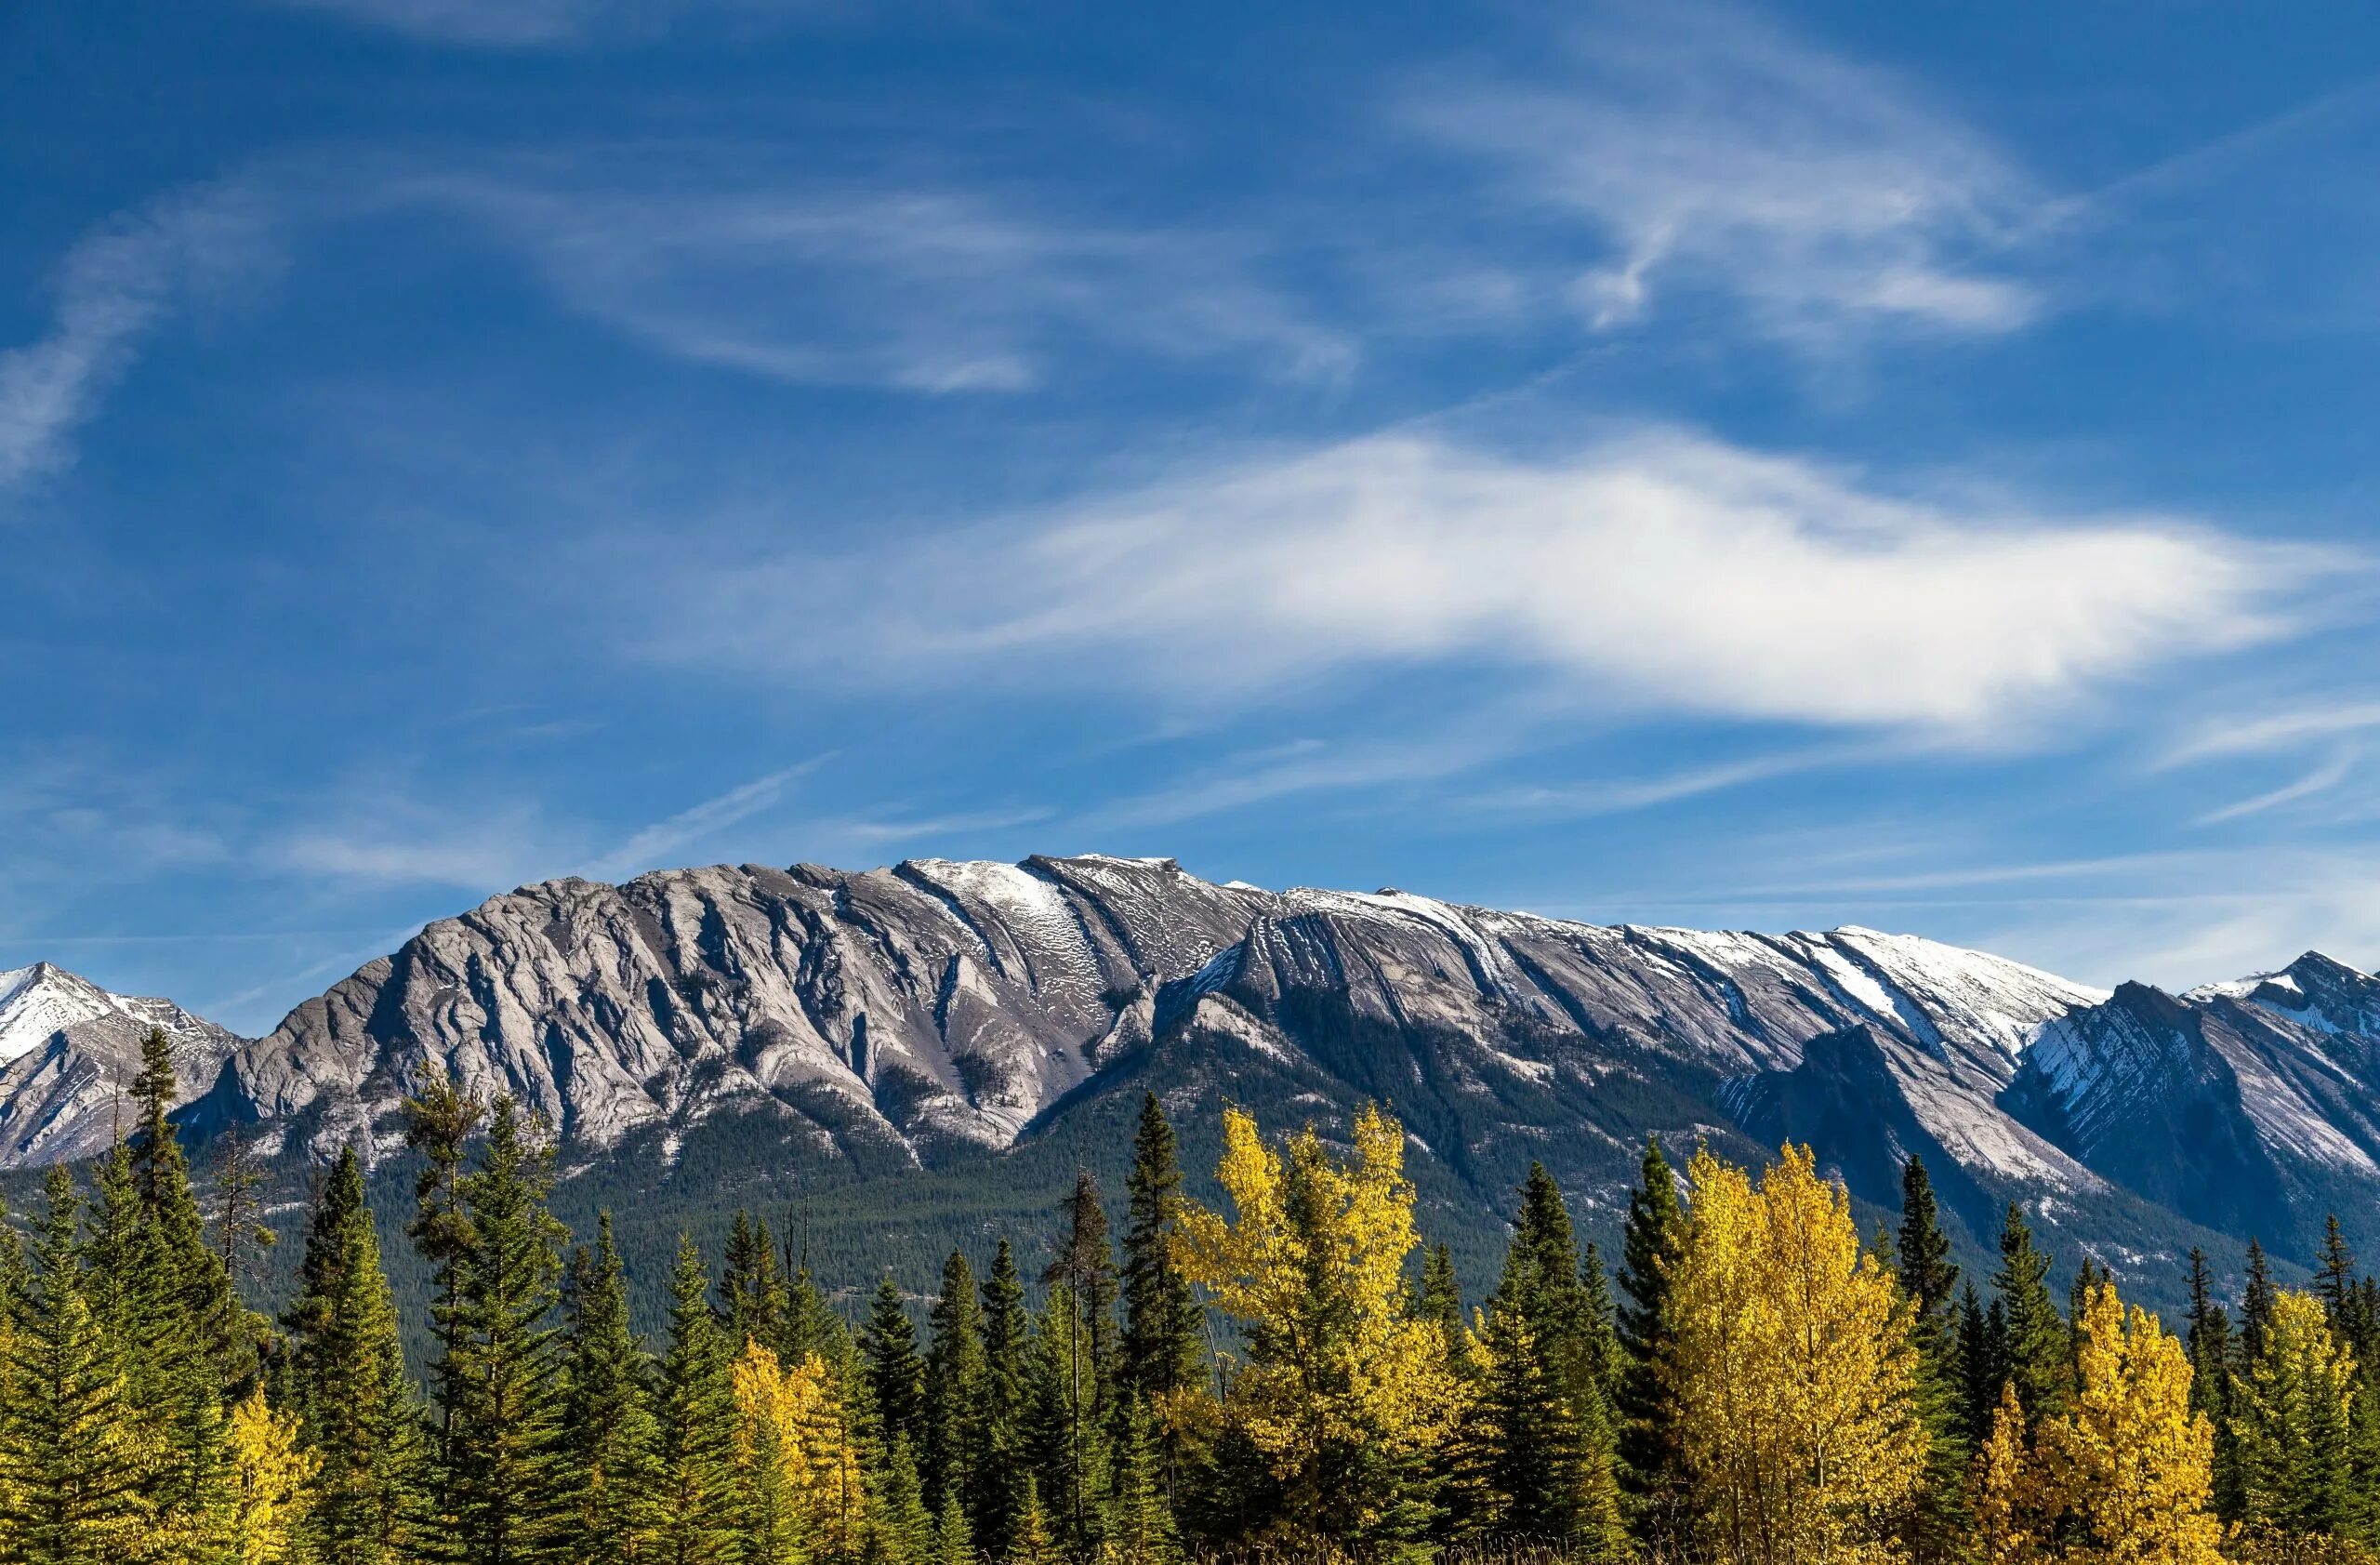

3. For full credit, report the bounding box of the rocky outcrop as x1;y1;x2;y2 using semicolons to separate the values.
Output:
0;963;238;1167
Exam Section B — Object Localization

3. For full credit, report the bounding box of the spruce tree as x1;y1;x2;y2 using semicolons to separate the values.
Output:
972;1240;1030;1554
282;1146;428;1563
652;1235;734;1565
1955;1283;2002;1446
1105;1398;1179;1565
2233;1290;2355;1537
1023;1282;1109;1558
864;1276;925;1457
1578;1241;1620;1401
1990;1202;2066;1425
920;1250;985;1515
2185;1247;2241;1521
2242;1237;2278;1366
1119;1094;1201;1412
780;1254;845;1370
560;1214;658;1565
1413;1242;1471;1377
721;1214;787;1355
867;1439;936;1565
1615;1135;1689;1545
444;1094;570;1564
1896;1156;1969;1565
1042;1167;1118;1540
0;1168;147;1558
402;1063;486;1508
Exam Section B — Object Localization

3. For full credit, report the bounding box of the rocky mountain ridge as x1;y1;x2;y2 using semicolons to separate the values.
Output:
20;855;2380;1282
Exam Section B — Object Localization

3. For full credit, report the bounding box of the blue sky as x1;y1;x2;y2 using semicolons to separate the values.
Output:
7;0;2380;1033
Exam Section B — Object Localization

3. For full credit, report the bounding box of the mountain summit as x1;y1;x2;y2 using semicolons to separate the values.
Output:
20;854;2380;1283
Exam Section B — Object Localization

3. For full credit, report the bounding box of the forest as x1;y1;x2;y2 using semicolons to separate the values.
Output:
0;1027;2372;1565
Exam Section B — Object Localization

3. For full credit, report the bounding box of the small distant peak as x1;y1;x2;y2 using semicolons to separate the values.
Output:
1377;887;1404;897
2291;948;2369;980
1830;923;1891;938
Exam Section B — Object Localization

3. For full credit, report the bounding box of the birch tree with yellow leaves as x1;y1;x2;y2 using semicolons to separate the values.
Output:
1176;1104;1458;1558
1668;1143;1926;1565
1972;1278;2221;1565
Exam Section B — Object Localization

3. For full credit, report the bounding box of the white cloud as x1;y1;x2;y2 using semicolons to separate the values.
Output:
2165;700;2380;763
583;759;828;880
2195;750;2358;827
400;165;1351;392
1409;2;2040;343
0;185;272;497
668;426;2310;735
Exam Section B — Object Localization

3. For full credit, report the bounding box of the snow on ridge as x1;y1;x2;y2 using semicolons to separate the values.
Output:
905;857;1099;995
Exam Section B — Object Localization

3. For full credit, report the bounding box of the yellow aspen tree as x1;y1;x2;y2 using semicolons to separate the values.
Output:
2031;1280;2222;1565
733;1338;866;1559
1669;1144;1925;1565
1176;1104;1455;1552
1972;1382;2043;1565
223;1389;317;1565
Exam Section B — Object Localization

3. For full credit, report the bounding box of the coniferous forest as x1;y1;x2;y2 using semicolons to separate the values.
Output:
9;1028;2380;1564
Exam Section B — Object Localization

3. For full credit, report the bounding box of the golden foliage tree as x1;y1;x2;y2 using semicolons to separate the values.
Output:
732;1337;866;1563
1176;1104;1456;1554
1668;1143;1925;1565
1971;1279;2221;1565
223;1389;316;1565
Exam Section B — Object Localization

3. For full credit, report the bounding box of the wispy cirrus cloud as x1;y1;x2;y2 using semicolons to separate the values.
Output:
1408;2;2040;343
399;160;1353;392
257;0;817;47
581;758;829;880
656;424;2315;736
0;184;274;497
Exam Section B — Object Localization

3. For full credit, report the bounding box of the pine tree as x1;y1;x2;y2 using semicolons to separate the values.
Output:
781;1250;846;1373
402;1063;486;1514
2233;1291;2356;1538
1119;1094;1203;1415
1578;1241;1620;1403
1956;1283;2003;1447
1004;1475;1054;1565
1413;1242;1471;1377
866;1439;935;1565
864;1277;924;1458
1042;1169;1117;1546
1022;1283;1109;1558
653;1235;735;1565
2243;1238;2279;1367
0;1168;148;1559
972;1239;1029;1556
1992;1203;2066;1426
1897;1156;1969;1565
721;1214;787;1356
209;1125;276;1397
2184;1248;2242;1521
1105;1398;1178;1565
126;1027;239;1547
920;1251;984;1517
1615;1135;1689;1546
282;1147;427;1563
933;1484;972;1565
559;1214;658;1565
443;1094;570;1563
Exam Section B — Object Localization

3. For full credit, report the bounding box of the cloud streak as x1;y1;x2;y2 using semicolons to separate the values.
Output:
663;425;2314;735
1408;2;2040;343
0;185;272;497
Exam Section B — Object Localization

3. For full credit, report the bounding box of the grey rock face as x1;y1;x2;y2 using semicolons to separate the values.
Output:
0;963;238;1167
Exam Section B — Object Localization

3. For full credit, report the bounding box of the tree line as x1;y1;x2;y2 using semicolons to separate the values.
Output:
0;1028;2373;1563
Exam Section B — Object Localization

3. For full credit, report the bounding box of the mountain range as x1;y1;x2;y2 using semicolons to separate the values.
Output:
13;853;2380;1301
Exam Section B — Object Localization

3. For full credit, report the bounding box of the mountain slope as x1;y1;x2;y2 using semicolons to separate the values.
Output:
0;964;238;1167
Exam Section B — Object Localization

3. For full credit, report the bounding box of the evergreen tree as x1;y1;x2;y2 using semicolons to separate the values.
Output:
780;1255;845;1371
653;1235;735;1565
559;1214;658;1565
866;1439;934;1565
1042;1167;1117;1544
1119;1094;1202;1413
972;1239;1029;1555
721;1214;787;1356
2243;1238;2279;1367
1578;1241;1621;1402
1413;1242;1471;1377
933;1484;972;1565
2185;1248;2242;1521
864;1277;924;1457
282;1147;427;1563
1004;1476;1054;1565
2317;1217;2358;1329
920;1251;984;1516
1991;1202;2066;1426
1615;1135;1689;1545
402;1064;486;1505
1896;1156;1969;1565
1105;1398;1178;1565
0;1168;147;1559
1954;1283;2003;1447
1023;1283;1109;1558
2233;1291;2355;1538
443;1094;570;1564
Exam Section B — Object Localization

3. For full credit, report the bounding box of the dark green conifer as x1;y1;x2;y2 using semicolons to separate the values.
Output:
1119;1094;1202;1413
2242;1237;2278;1366
1042;1166;1118;1532
283;1147;429;1562
1895;1156;1969;1565
444;1094;571;1563
866;1439;936;1565
864;1276;925;1456
1023;1282;1109;1557
973;1238;1030;1554
721;1213;787;1355
560;1213;658;1564
921;1250;985;1516
1991;1202;2066;1426
2184;1248;2241;1519
1105;1398;1179;1565
1954;1283;2002;1446
1615;1135;1689;1545
402;1064;486;1503
0;1170;146;1557
652;1234;735;1565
